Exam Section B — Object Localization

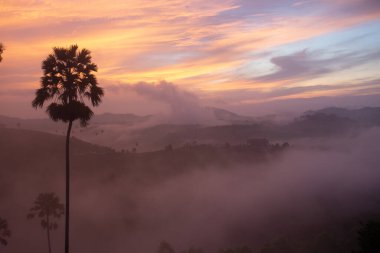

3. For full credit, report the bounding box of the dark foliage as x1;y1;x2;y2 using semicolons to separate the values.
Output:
27;192;64;229
357;221;380;253
31;44;104;126
0;217;11;246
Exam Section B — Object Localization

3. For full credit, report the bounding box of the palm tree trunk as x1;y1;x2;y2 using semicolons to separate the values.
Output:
46;215;52;253
65;120;73;253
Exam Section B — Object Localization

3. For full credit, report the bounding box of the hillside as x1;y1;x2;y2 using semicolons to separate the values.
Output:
1;107;379;152
0;127;288;179
1;126;380;253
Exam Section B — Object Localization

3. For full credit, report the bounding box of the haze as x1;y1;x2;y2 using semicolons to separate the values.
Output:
1;1;380;253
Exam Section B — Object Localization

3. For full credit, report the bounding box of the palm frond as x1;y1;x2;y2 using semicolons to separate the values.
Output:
46;103;67;122
77;48;92;64
85;85;104;106
32;87;51;108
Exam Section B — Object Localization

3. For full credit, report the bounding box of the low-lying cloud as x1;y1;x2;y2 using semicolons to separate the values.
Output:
108;81;219;124
2;127;380;252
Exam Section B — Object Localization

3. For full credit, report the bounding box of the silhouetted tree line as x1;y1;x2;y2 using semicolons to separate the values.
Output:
356;220;380;253
156;222;380;253
156;241;255;253
164;138;289;153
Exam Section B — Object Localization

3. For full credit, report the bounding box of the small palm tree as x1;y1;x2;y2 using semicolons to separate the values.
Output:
32;45;104;253
27;193;64;253
0;217;11;246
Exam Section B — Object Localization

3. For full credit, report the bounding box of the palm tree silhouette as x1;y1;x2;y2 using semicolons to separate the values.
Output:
0;217;11;246
32;45;104;253
0;43;4;62
0;62;10;244
27;193;64;253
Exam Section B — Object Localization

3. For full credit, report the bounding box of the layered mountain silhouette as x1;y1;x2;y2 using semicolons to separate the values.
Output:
1;107;379;152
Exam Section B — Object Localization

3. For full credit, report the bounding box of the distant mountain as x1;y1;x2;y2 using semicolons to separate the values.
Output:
0;110;259;151
130;107;380;150
306;107;380;126
210;107;256;124
92;113;151;125
2;107;380;151
287;112;357;137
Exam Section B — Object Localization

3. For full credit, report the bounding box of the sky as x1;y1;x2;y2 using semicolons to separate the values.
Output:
0;0;380;118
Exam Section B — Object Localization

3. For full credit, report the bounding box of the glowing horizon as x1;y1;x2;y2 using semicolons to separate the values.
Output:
0;0;380;117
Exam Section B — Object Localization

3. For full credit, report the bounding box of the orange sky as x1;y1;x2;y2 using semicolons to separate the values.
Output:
0;0;380;117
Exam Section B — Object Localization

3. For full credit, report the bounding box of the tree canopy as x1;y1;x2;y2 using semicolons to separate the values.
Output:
32;44;104;126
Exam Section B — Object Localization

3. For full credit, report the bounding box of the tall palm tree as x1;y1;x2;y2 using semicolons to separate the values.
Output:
0;47;8;247
0;43;4;62
0;217;11;246
27;193;64;253
32;45;104;253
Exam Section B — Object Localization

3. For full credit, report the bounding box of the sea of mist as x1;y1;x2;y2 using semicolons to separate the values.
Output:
1;127;380;252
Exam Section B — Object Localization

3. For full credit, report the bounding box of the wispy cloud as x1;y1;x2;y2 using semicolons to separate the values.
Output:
0;0;379;116
254;49;380;83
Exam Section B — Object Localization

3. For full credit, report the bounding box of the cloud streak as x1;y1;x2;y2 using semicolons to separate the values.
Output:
0;0;380;116
254;49;380;83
